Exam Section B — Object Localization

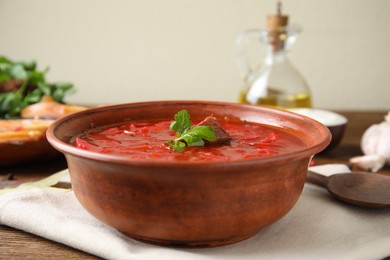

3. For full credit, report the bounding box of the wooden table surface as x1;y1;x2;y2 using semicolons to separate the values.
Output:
0;111;389;259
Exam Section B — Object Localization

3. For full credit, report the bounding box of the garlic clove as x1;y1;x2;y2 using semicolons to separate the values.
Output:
349;154;386;173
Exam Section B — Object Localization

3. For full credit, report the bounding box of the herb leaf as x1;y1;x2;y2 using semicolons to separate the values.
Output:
181;126;216;146
167;110;216;151
167;140;187;152
169;109;191;136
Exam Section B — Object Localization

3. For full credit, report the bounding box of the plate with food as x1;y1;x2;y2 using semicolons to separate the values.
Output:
0;56;87;166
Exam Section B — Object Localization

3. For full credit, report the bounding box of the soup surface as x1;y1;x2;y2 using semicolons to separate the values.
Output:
74;119;306;162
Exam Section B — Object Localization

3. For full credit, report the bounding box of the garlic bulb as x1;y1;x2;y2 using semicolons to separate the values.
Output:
350;112;390;172
361;112;390;164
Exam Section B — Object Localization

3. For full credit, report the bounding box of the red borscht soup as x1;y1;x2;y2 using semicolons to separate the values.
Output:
74;119;306;162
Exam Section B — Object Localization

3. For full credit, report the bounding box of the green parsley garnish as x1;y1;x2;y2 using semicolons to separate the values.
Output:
167;110;216;152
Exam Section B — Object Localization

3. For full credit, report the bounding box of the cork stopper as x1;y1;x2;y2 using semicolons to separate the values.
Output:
266;1;289;51
266;1;288;31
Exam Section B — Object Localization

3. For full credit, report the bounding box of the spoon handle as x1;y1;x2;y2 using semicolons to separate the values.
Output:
306;170;329;188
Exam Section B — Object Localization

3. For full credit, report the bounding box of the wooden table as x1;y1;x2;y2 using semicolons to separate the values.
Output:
0;111;389;259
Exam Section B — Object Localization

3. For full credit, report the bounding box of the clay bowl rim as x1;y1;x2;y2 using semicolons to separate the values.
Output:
46;100;331;168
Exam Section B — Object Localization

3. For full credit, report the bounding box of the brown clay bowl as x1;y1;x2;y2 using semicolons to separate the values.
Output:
46;101;331;247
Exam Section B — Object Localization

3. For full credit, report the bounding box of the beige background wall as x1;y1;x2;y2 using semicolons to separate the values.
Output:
1;0;389;110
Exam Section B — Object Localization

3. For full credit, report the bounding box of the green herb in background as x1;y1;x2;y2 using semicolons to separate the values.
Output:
167;110;216;152
0;56;75;119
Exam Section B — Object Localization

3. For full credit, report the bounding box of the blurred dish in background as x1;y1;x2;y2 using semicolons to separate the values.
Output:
0;99;88;166
0;55;87;166
0;119;58;166
288;108;348;152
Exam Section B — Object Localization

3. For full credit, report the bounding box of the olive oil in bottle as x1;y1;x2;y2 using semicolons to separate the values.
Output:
239;90;312;108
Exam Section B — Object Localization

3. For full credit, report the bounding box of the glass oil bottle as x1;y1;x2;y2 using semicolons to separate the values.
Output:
236;2;312;108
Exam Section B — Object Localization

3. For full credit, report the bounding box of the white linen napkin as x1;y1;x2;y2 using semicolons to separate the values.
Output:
1;164;390;260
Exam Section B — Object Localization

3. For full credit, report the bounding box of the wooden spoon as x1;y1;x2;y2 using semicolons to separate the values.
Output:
306;170;390;208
